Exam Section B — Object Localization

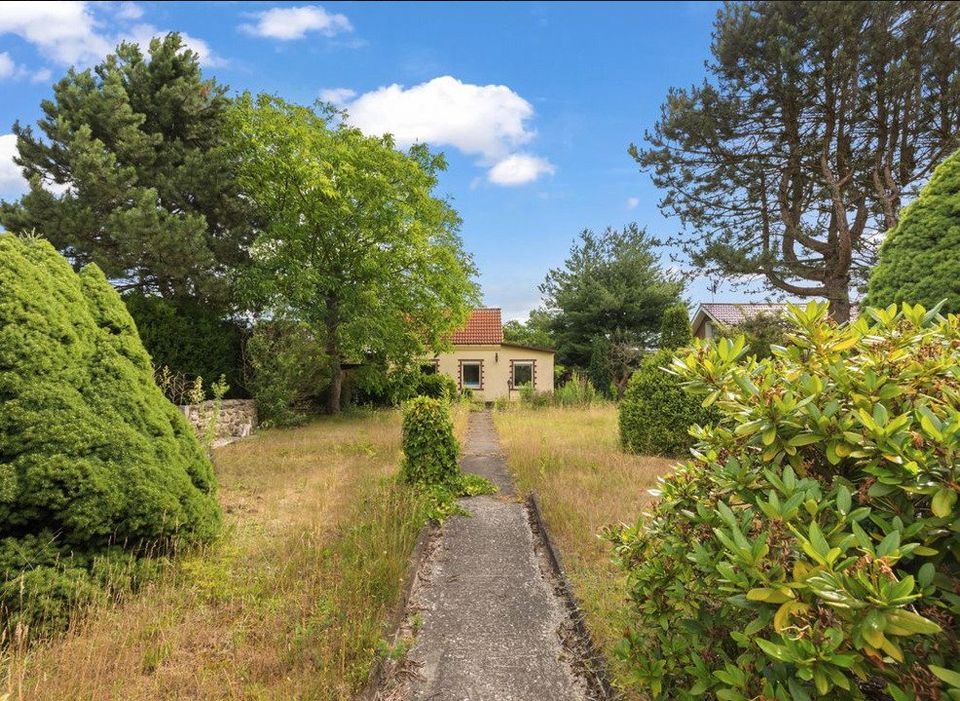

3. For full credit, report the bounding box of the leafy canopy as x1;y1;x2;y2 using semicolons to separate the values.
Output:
867;148;960;313
0;34;252;311
231;94;479;412
634;2;960;321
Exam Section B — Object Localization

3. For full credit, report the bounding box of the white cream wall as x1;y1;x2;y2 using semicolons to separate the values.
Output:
434;345;555;400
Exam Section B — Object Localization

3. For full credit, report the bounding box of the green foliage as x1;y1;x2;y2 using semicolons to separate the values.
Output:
502;309;555;349
0;34;252;311
607;302;960;700
867;147;960;313
230;93;479;413
541;224;684;371
587;335;614;398
416;373;458;402
634;2;960;320
244;320;328;427
721;311;792;360
0;234;221;631
399;397;461;486
124;292;246;398
659;303;692;349
619;350;717;456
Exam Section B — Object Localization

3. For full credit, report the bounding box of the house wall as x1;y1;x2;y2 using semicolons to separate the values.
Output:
692;317;716;340
434;345;555;401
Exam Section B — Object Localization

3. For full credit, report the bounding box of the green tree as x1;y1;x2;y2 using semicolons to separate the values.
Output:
540;224;683;385
866;148;960;312
634;2;960;322
502;308;555;348
231;94;479;413
0;34;252;310
659;303;691;349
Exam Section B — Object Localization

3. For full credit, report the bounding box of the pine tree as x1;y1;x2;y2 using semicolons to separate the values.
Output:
659;303;692;349
0;34;251;311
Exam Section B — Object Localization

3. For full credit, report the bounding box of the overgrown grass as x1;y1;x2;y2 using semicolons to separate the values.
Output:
3;408;447;700
493;404;676;699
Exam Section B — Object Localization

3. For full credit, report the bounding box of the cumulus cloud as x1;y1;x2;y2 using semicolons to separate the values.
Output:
0;2;223;67
626;196;640;209
319;87;357;106
339;75;555;186
0;52;15;79
487;154;555;186
0;51;53;82
241;5;352;40
0;133;25;194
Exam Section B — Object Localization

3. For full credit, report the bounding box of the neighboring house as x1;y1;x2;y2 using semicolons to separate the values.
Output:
691;301;860;339
691;303;789;339
428;308;555;401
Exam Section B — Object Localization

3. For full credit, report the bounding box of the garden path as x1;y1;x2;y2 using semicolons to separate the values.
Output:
402;410;589;700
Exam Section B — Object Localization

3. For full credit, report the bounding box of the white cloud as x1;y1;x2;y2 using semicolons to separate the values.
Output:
241;5;352;40
30;67;51;83
0;51;52;82
319;87;356;106
0;2;223;67
626;196;640;210
0;1;112;65
487;153;555;186
0;52;15;79
0;133;25;194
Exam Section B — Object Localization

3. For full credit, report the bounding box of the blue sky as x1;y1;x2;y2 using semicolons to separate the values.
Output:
0;1;767;319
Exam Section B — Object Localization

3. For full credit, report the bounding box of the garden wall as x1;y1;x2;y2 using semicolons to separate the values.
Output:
181;399;258;441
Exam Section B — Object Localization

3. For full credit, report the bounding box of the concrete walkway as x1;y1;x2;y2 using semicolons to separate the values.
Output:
402;411;588;701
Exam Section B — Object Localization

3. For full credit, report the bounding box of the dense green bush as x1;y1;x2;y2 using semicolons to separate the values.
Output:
0;234;221;630
417;372;458;401
721;311;792;359
125;292;247;399
619;349;718;456
867;148;960;313
399;396;461;486
244;319;329;426
660;303;692;349
606;302;960;700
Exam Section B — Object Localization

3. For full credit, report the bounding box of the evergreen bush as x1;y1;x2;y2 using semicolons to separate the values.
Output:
417;373;458;401
659;303;692;349
399;397;461;486
619;349;718;456
606;302;960;700
867;148;960;313
0;234;221;630
125;292;247;398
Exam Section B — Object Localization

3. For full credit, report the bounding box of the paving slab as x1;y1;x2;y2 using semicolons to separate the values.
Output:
402;410;588;701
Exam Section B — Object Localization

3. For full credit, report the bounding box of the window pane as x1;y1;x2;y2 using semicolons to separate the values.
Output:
513;362;533;387
462;362;481;388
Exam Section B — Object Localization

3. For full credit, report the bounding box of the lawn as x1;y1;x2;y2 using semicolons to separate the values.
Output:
493;403;677;699
3;408;450;701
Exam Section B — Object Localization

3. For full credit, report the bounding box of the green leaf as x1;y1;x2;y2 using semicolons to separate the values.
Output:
930;666;960;689
932;488;957;518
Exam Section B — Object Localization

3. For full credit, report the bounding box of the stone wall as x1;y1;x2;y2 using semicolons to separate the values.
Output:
181;399;258;442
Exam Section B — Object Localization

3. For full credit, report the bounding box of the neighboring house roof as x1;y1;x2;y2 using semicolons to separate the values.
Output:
693;301;861;330
696;303;788;326
451;308;504;345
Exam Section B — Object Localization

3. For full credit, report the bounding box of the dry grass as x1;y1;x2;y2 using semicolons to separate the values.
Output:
3;409;432;701
493;403;676;699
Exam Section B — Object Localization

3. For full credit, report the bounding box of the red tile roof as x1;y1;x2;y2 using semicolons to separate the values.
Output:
451;308;503;345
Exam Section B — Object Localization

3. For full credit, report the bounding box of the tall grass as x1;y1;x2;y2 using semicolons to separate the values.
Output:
493;404;676;700
3;410;431;701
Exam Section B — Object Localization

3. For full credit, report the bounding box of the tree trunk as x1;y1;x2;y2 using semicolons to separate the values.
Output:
826;280;851;323
324;295;342;414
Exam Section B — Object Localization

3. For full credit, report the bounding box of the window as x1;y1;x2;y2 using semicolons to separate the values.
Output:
512;361;534;388
461;361;482;389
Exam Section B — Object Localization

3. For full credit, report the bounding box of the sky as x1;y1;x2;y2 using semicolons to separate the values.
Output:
0;1;768;320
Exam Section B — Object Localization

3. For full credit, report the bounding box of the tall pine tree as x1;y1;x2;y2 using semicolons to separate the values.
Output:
0;33;252;311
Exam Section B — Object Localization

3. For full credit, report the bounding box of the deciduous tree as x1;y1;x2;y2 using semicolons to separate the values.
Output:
231;94;479;413
634;2;960;321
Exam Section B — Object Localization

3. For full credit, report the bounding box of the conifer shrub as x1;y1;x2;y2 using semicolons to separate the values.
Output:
415;373;458;401
619;349;718;456
0;234;221;631
867;148;960;313
659;302;692;349
606;302;960;700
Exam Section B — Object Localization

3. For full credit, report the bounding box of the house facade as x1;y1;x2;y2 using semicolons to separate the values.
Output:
691;303;788;339
430;308;555;401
